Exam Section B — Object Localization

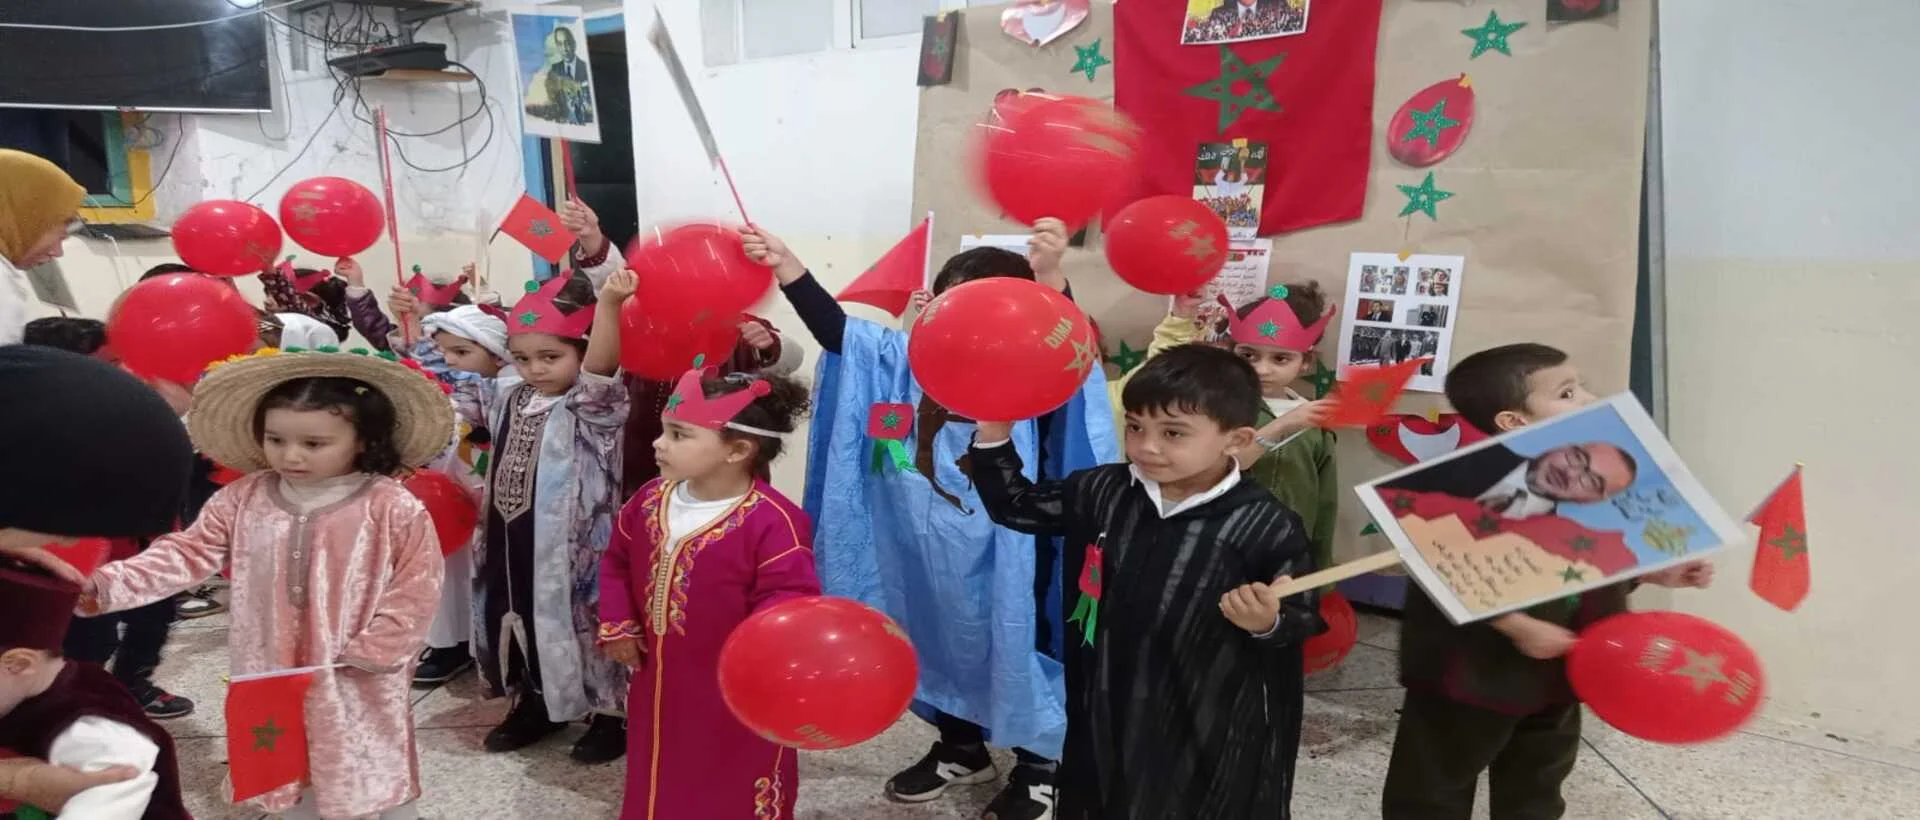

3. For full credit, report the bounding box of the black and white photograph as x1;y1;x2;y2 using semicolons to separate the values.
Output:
1409;303;1449;328
1347;326;1440;372
1358;264;1383;294
1389;265;1411;295
1356;298;1396;323
1417;267;1453;297
1338;252;1466;392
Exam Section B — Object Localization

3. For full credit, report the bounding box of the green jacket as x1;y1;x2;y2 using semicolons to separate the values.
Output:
1244;403;1338;573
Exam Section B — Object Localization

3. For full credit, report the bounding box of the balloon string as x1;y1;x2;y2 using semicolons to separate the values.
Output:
716;154;751;225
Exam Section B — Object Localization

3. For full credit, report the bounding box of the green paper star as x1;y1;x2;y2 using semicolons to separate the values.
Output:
252;718;285;751
517;311;539;327
1462;11;1526;59
1258;319;1280;338
471;451;490;477
1560;566;1586;583
523;280;540;294
691;354;707;369
880;410;904;431
1397;171;1455;220
1268;284;1289;300
665;393;685;411
1306;359;1336;398
1567;534;1596;553
1360;522;1382;536
1183;46;1286;132
1110;340;1146;373
1401;98;1462;148
1070;39;1111;82
1768;524;1807;559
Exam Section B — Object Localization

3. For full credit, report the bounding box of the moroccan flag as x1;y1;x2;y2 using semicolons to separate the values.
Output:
1322;358;1425;429
40;538;109;577
1747;466;1809;611
1112;0;1385;235
226;667;320;802
839;216;932;316
499;194;576;263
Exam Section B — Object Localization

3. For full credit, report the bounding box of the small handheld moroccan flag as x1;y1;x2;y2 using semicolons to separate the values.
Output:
1747;466;1809;611
226;666;321;802
839;217;932;316
1068;541;1105;646
867;403;915;474
1322;358;1427;429
498;195;577;263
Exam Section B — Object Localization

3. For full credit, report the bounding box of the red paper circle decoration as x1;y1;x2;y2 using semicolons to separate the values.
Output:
1388;75;1476;168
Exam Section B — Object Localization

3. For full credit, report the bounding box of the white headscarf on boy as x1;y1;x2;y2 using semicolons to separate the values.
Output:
420;304;510;363
274;313;341;350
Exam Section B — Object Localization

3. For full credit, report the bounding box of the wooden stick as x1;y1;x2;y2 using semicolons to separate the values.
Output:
1271;550;1404;598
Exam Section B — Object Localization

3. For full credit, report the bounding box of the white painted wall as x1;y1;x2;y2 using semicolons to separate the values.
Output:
1659;0;1920;748
49;10;539;325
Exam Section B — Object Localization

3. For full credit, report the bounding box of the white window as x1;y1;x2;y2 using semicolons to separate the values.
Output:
742;0;835;59
702;0;976;66
855;0;940;44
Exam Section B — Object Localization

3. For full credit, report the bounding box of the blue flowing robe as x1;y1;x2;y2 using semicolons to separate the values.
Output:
803;318;1117;758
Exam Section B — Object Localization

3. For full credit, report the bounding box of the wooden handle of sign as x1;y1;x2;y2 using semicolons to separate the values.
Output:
1271;550;1405;598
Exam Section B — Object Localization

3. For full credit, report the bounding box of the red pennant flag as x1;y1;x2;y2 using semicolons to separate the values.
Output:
1322;358;1424;429
1112;0;1385;235
838;217;932;316
498;195;577;263
226;667;319;802
1747;466;1809;611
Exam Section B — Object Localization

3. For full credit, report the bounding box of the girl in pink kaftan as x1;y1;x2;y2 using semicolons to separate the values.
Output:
81;350;452;819
598;369;821;820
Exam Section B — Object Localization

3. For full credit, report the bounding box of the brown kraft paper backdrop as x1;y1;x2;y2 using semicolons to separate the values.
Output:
910;1;1650;566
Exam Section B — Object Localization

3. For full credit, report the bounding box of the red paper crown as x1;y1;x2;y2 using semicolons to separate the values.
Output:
278;257;334;294
405;266;471;308
1223;284;1333;351
664;368;770;430
507;273;595;339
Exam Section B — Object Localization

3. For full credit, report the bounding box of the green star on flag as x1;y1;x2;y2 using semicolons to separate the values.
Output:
1071;39;1111;81
1183;46;1286;132
1560;566;1586;583
1768;524;1806;559
528;218;554;238
1472;513;1501;536
1401;98;1461;148
1567;534;1596;553
1110;340;1146;373
252;718;285;751
1397;171;1455;220
880;410;903;431
1462;11;1526;59
1388;494;1415;514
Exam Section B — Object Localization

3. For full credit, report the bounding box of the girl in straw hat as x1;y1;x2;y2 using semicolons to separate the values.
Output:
79;348;455;820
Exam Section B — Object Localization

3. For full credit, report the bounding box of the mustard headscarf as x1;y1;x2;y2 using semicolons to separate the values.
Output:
0;149;87;265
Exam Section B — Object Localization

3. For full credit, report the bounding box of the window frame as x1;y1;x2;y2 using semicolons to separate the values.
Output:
75;112;157;224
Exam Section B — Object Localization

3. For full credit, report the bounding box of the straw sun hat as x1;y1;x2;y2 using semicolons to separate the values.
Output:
187;346;456;473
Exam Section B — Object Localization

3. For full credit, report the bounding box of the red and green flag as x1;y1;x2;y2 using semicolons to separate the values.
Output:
498;194;577;264
226;666;320;802
1321;358;1426;430
1748;466;1809;611
839;215;932;317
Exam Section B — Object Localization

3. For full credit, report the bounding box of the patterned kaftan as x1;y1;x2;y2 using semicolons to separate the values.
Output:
455;370;630;720
599;479;821;820
84;474;443;819
970;449;1325;820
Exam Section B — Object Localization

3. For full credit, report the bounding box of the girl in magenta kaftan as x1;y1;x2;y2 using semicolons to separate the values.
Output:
598;369;820;820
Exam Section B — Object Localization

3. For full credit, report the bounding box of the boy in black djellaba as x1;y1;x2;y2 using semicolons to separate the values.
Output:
967;344;1325;819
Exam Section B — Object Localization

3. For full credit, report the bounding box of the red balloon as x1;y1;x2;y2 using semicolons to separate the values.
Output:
976;94;1142;230
402;470;479;557
278;177;385;257
909;277;1097;422
1104;196;1231;295
617;297;741;380
1304;590;1359;674
108;274;259;383
718;596;917;750
171;200;283;276
1567;611;1765;744
626;224;773;328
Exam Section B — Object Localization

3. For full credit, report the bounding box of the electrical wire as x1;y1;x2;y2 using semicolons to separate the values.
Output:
241;70;351;203
131;117;186;208
0;0;311;32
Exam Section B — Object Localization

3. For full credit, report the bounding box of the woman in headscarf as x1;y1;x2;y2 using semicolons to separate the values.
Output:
0;150;88;345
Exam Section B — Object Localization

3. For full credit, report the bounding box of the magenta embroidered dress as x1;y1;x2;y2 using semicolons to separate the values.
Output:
599;478;821;820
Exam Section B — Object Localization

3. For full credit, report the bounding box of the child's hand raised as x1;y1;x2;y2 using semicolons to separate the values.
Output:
334;257;365;288
1220;575;1288;635
560;197;605;253
600;269;639;304
601;638;644;669
1276;399;1333;435
739;320;776;351
1028;217;1069;278
907;289;933;316
1643;559;1714;589
388;284;421;317
1171;290;1206;318
738;225;807;284
974;421;1015;445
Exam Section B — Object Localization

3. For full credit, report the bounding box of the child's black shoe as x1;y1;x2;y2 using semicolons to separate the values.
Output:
412;644;473;687
884;741;996;803
982;763;1056;820
568;713;627;764
483;692;564;753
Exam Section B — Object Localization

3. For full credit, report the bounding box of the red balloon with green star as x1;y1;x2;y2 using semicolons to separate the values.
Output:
1388;75;1476;167
1104;196;1230;296
908;277;1098;422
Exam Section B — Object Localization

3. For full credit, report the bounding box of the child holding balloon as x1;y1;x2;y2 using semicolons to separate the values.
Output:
1381;342;1714;820
595;367;819;820
79;347;450;819
451;269;633;764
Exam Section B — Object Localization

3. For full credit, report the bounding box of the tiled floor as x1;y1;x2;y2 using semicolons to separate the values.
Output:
156;610;1920;819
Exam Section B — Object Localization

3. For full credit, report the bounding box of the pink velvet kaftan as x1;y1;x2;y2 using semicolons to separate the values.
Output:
599;478;822;820
85;472;444;819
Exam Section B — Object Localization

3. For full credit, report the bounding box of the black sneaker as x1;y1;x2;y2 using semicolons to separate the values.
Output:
982;764;1056;820
413;644;473;687
483;693;565;753
884;741;997;803
134;687;196;720
568;714;627;764
176;587;225;619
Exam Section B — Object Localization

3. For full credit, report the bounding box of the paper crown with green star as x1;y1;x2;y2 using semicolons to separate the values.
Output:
1221;284;1333;351
665;367;771;431
506;273;596;339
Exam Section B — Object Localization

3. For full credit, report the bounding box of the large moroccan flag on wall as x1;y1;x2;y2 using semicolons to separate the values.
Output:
1113;0;1385;235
